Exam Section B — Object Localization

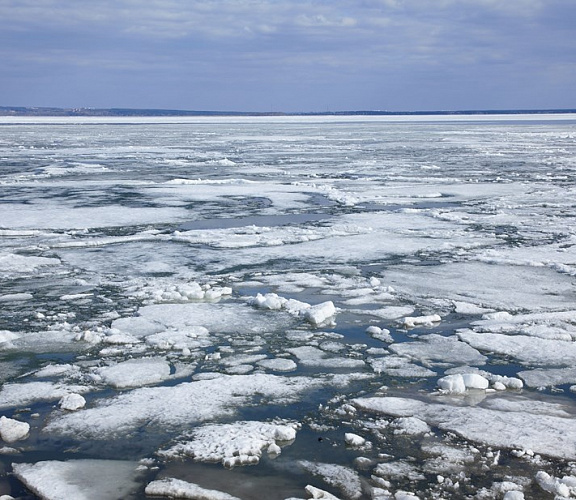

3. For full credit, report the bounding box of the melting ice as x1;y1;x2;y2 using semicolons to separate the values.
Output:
1;114;576;499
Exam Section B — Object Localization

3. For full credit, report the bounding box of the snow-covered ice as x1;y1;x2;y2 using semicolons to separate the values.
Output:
145;478;241;500
2;115;576;499
159;420;298;467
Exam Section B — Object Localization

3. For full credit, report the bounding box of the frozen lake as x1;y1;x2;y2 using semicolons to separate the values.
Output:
1;114;576;499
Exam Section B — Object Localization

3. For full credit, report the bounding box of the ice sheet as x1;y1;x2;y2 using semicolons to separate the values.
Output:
2;116;576;499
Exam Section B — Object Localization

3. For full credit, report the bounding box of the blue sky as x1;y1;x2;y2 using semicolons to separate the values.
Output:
1;0;574;112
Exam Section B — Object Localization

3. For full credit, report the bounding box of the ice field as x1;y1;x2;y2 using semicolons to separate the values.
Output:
1;114;576;499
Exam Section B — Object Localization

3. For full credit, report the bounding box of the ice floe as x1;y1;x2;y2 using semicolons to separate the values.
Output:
12;459;142;500
0;417;29;443
352;395;576;459
45;373;354;439
145;478;241;500
159;420;298;467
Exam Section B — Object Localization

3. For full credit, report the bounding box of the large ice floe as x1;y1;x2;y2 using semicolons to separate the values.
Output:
1;114;576;499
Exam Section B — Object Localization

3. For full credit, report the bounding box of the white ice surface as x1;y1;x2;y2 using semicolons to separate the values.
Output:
45;374;347;439
159;420;298;467
0;416;30;443
458;330;576;367
256;358;297;372
92;358;172;388
59;393;86;411
287;346;365;369
145;478;241;500
0;201;189;230
12;460;142;500
299;461;362;500
353;395;576;459
0;381;90;409
0;253;60;273
384;262;576;311
368;356;436;378
389;334;487;367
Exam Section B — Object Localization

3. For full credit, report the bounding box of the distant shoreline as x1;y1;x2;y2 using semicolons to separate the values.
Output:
1;106;575;117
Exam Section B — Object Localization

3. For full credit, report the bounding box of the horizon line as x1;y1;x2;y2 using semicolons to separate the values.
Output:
1;105;575;118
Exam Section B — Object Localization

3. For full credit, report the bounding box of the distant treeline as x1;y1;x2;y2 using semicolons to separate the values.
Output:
1;106;575;117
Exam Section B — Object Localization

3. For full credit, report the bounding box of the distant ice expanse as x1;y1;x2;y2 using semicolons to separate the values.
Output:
1;115;576;499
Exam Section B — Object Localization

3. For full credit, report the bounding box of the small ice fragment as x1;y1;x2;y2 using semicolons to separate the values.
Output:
257;358;297;372
145;477;241;500
461;374;489;390
0;293;33;302
59;393;86;411
503;491;524;500
0;331;20;344
403;314;441;328
0;416;29;443
344;433;366;447
437;375;466;394
303;301;336;327
535;471;576;497
366;326;393;343
438;373;489;393
267;443;281;455
305;485;341;499
275;426;297;441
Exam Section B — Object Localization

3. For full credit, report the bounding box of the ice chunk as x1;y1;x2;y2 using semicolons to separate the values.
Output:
59;393;86;411
0;381;90;409
458;331;576;366
0;416;29;443
45;374;325;439
344;433;365;447
159;420;298;467
256;358;297;372
110;316;165;337
93;358;172;388
403;314;441;328
535;471;576;497
145;478;241;500
287;346;365;369
353;395;576;460
305;485;341;499
0;331;20;345
518;366;576;388
249;294;337;326
437;374;489;393
366;326;393;343
299;461;362;499
503;492;524;500
391;417;431;435
303;301;337;327
0;253;60;273
0;293;33;302
368;356;436;378
12;459;142;500
453;301;493;315
390;334;486;366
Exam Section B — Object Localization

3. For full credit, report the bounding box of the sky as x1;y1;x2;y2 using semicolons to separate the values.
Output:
1;0;575;112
